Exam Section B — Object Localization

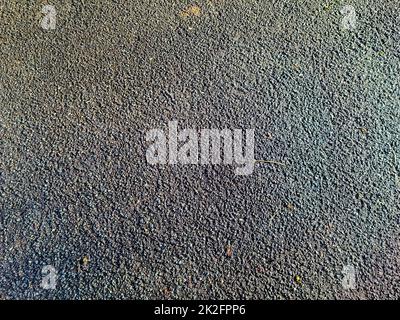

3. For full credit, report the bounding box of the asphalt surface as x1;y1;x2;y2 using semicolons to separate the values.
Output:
0;0;399;299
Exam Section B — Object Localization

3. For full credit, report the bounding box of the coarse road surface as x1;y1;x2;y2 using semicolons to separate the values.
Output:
0;0;399;299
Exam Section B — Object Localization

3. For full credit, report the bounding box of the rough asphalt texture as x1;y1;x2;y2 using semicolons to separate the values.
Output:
0;0;399;299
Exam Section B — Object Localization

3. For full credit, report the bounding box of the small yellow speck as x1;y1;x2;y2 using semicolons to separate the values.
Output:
180;5;202;18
